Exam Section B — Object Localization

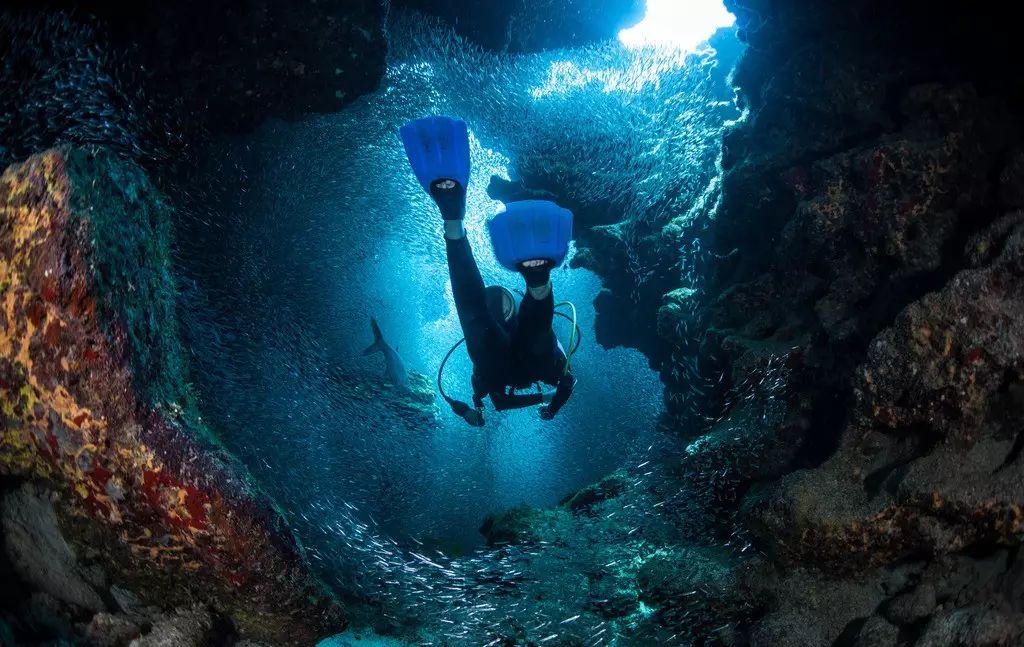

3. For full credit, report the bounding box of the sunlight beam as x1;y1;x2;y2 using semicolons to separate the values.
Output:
618;0;735;52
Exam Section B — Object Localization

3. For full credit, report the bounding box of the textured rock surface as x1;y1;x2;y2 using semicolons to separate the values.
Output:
1;483;106;613
475;1;1024;645
647;0;1024;644
0;148;344;645
0;1;387;167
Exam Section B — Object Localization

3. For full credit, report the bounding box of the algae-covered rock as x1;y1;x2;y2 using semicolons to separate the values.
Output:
637;547;735;605
0;148;343;645
559;470;628;513
479;504;561;547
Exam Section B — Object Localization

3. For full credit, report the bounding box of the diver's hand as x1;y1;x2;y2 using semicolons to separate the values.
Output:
539;406;554;421
462;408;485;427
450;398;485;427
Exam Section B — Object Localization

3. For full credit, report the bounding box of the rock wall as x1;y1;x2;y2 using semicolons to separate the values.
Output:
487;1;1024;645
649;0;1024;644
0;148;344;645
0;1;387;168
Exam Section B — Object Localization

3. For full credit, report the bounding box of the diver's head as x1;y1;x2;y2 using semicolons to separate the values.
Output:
485;285;517;331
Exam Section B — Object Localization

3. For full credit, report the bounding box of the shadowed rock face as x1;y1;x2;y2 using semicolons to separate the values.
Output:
0;148;343;645
646;0;1024;644
0;1;387;167
474;1;1023;645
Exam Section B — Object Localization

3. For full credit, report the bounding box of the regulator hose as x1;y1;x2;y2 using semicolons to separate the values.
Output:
437;302;582;409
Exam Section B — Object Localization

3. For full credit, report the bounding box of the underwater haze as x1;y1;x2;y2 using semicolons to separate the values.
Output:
170;7;740;644
6;0;1023;645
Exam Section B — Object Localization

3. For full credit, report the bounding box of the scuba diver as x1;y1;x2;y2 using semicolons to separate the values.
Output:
400;116;577;427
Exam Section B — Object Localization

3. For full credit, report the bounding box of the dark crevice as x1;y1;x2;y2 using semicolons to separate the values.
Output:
863;421;942;498
897;616;931;645
998;425;1024;471
831;616;868;647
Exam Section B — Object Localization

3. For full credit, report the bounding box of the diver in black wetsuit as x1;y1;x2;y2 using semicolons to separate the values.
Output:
400;115;577;426
430;179;576;426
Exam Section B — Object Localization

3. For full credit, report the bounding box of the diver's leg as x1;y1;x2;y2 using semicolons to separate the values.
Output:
430;180;466;236
515;260;556;358
447;237;508;367
443;221;505;369
446;236;488;324
517;287;554;339
429;178;485;333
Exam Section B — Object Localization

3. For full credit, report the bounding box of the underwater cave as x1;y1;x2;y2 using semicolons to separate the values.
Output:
1;0;1023;646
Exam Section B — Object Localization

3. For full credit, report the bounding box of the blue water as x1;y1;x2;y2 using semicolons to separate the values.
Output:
174;8;739;643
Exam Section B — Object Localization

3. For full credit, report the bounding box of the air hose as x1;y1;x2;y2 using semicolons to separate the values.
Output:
555;301;579;375
437;302;582;417
436;337;467;409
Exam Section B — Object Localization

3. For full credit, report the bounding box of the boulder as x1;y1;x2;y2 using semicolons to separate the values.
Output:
0;148;344;645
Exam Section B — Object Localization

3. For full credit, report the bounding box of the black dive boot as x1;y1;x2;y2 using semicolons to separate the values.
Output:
517;259;554;289
429;179;467;221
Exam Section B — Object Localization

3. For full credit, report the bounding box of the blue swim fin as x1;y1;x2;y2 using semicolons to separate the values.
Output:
487;200;574;272
399;116;471;193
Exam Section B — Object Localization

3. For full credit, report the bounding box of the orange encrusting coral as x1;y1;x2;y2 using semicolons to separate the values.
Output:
0;149;342;645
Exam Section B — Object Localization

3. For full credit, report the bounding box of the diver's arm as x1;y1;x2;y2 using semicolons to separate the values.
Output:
489;389;544;411
540;372;576;420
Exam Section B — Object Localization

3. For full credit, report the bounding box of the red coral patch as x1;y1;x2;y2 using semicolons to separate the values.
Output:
41;278;59;303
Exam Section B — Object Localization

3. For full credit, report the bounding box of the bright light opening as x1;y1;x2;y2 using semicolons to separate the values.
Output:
618;0;735;52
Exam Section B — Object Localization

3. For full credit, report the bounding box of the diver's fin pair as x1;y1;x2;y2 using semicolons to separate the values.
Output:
400;116;471;193
399;117;573;269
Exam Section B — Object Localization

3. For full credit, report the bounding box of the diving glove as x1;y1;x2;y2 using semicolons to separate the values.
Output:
449;398;484;427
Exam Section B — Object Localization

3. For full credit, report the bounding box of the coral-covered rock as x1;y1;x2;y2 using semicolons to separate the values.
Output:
0;148;343;645
852;616;900;647
478;504;568;547
743;564;885;647
127;605;227;647
82;611;143;646
916;605;1024;647
560;470;628;513
637;546;734;605
636;1;1024;644
742;220;1024;640
883;582;936;625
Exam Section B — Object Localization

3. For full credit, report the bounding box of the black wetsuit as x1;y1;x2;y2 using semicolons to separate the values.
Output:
445;235;576;417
